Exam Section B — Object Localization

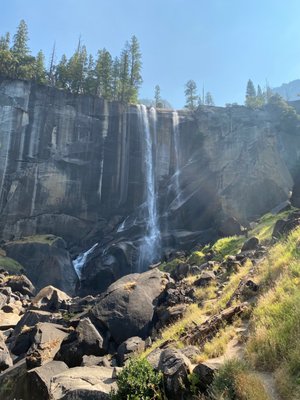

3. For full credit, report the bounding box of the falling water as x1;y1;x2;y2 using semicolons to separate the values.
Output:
137;104;160;269
172;111;181;204
73;243;98;278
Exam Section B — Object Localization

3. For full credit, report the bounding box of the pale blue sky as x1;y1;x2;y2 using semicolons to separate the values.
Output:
1;0;300;108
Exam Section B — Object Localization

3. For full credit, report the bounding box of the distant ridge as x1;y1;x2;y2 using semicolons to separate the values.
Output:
273;79;300;101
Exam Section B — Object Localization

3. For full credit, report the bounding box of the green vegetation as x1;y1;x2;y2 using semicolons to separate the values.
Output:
0;20;142;103
187;250;206;265
210;359;270;400
211;236;245;261
9;234;60;245
110;358;164;400
0;255;23;273
247;226;300;399
159;258;182;274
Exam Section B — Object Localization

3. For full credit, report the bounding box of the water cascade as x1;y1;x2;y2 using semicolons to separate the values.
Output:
137;105;161;269
73;243;98;278
172;111;181;205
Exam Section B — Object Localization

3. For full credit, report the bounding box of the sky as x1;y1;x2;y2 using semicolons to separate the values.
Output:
1;0;300;108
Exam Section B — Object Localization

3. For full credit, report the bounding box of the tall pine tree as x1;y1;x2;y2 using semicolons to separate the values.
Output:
184;80;198;110
245;79;256;107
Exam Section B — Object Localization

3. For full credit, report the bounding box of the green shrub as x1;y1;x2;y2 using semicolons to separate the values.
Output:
110;358;165;400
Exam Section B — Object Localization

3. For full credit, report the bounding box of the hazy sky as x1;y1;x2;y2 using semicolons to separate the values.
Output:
1;0;300;108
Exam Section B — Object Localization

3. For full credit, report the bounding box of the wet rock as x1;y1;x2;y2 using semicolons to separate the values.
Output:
158;348;192;400
55;317;105;367
49;366;117;399
117;336;145;365
0;331;12;371
27;361;69;400
31;285;71;312
91;269;170;344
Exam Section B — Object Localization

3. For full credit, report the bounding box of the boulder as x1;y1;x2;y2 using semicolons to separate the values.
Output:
81;355;112;367
0;359;29;400
194;271;216;287
219;217;244;236
0;292;8;309
0;331;12;371
117;336;145;365
55;318;105;367
181;345;202;362
5;275;35;296
49;366;117;399
91;269;170;344
241;237;259;251
0;310;21;330
26;323;70;369
3;236;78;295
192;361;219;392
156;304;187;328
158;348;192;400
146;348;163;370
12;309;61;338
27;361;69;400
31;285;71;312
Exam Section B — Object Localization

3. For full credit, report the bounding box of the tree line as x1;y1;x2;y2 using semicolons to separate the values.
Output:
244;79;273;108
0;20;143;103
184;80;214;110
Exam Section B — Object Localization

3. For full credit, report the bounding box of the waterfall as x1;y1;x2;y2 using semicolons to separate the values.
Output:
137;104;160;269
73;243;98;278
172;111;181;204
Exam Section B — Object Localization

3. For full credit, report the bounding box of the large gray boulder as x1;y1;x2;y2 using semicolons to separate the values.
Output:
3;235;78;294
49;366;117;399
27;361;69;400
91;269;170;344
0;331;12;371
55;318;106;367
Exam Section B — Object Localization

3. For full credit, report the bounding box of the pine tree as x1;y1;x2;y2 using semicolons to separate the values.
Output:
154;85;163;108
265;80;273;103
0;33;14;77
128;35;142;103
245;79;256;107
83;54;96;95
95;49;113;99
184;80;198;110
56;54;69;89
111;57;120;100
47;42;56;86
256;84;265;107
34;50;46;84
205;92;214;106
11;20;35;79
119;45;130;103
67;42;88;94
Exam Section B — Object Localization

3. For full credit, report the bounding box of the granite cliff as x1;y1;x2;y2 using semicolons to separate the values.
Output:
0;77;298;292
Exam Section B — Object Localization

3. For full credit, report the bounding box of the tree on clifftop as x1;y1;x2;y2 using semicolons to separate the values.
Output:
245;79;257;107
184;80;198;110
154;85;163;108
205;91;215;106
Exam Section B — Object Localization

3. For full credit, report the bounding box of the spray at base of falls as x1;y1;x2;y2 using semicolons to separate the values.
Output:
73;243;98;278
137;105;161;270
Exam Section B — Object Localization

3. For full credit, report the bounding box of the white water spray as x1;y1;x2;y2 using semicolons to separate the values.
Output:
137;105;160;269
73;243;98;278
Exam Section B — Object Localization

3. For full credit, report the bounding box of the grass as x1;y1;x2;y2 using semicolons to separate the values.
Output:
209;359;270;400
250;209;292;243
201;324;237;360
159;258;182;274
7;234;61;246
0;255;24;273
212;236;245;262
187;251;206;265
246;226;300;399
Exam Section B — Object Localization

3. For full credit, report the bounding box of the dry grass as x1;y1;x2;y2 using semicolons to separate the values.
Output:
123;281;137;291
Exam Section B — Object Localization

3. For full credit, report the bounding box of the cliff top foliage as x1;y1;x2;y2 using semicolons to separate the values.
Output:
0;20;142;104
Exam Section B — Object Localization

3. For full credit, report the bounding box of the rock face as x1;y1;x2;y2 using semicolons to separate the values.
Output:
3;236;78;294
0;78;297;278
